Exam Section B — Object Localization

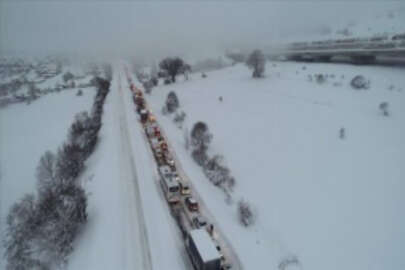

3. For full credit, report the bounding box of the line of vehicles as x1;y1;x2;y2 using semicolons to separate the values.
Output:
124;69;232;270
289;32;405;51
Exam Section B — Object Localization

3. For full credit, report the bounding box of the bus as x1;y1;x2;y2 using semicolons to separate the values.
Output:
159;165;180;203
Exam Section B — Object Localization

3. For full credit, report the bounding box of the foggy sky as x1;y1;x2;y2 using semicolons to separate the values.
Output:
0;1;403;61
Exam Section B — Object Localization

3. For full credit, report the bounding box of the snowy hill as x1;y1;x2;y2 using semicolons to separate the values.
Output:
145;62;405;270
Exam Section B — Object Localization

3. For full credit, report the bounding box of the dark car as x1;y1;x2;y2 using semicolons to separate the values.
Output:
192;216;207;228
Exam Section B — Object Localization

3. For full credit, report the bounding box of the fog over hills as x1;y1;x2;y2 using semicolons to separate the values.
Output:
1;1;404;62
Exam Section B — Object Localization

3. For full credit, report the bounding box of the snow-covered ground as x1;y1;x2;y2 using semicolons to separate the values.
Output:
145;62;405;270
0;87;96;269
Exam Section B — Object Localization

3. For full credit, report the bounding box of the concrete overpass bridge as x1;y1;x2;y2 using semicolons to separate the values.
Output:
268;34;405;64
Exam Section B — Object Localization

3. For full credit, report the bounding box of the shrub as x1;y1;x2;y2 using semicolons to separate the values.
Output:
379;102;389;116
191;121;212;150
314;74;326;84
173;111;186;127
166;91;180;113
339;127;345;139
203;155;235;189
3;194;41;270
351;75;370;90
55;143;85;182
76;89;83;96
36;151;57;194
192;148;208;166
238;200;254;227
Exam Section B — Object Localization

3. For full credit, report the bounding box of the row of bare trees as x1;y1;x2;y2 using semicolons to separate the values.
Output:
3;74;111;269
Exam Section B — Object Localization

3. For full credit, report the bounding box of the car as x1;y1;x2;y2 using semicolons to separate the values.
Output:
164;153;175;167
192;216;207;228
185;196;199;212
179;182;191;195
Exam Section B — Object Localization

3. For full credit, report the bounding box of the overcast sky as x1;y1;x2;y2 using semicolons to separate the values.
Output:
0;1;403;61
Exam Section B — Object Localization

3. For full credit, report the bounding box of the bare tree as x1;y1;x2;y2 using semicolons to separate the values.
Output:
159;57;186;83
246;49;265;78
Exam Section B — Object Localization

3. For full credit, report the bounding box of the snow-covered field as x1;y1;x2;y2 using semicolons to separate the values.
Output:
0;86;96;269
2;60;404;270
145;62;405;270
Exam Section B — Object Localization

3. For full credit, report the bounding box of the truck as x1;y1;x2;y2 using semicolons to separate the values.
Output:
186;229;222;270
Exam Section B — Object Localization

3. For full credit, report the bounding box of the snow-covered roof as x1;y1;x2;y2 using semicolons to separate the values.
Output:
189;229;221;263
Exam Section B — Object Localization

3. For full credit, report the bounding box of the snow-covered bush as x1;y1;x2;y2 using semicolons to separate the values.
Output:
203;155;235;189
68;111;100;159
164;78;171;85
238;199;255;227
3;181;88;269
350;75;370;90
37;151;57;194
3;194;41;270
76;89;83;96
314;74;326;84
191;121;212;150
192;148;209;166
279;255;300;270
173;111;186;127
246;49;265;78
379;102;389;116
166;91;180;113
55;142;85;181
339;127;345;139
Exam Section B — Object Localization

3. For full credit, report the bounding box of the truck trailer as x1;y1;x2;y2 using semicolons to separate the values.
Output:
186;229;222;270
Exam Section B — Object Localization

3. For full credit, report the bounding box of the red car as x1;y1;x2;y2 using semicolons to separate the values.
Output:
185;196;199;212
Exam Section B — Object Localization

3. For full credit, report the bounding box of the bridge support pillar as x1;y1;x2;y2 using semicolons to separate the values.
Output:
351;55;376;65
318;55;332;62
